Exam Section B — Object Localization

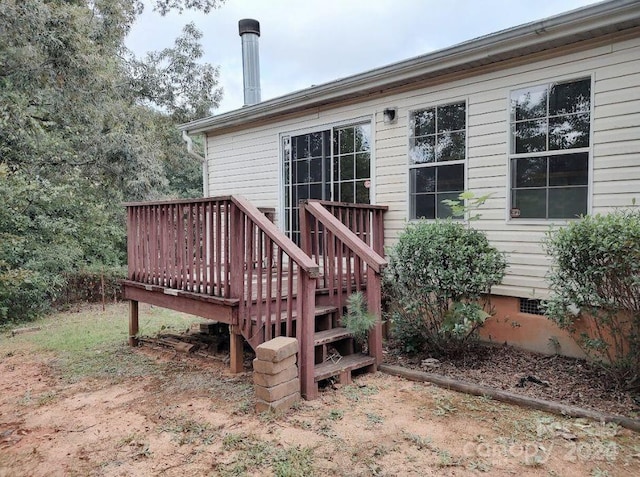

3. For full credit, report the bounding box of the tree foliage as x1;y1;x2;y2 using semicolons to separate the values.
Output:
0;0;223;322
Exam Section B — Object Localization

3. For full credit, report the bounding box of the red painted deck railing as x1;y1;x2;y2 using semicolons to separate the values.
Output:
300;200;388;365
309;200;387;256
125;195;320;397
126;197;234;297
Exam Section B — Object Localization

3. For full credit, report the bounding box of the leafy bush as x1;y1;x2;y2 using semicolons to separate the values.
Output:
385;220;506;356
343;292;377;347
0;166;126;324
544;210;640;390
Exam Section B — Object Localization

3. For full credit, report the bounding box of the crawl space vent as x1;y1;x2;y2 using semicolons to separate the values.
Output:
519;298;544;316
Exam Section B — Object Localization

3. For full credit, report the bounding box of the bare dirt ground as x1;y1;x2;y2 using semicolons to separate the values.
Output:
1;344;640;476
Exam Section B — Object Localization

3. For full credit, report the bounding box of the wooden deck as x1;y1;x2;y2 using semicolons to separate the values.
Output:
124;196;387;399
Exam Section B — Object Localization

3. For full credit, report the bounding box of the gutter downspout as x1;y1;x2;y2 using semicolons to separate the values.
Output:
182;131;209;197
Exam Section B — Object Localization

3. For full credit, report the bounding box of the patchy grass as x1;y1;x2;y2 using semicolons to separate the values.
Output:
158;415;219;446
0;303;201;383
217;432;314;476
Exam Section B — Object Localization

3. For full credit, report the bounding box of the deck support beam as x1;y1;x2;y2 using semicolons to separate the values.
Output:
229;326;244;373
367;270;383;367
129;300;139;346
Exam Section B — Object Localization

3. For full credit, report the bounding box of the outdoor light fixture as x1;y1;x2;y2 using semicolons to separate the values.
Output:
383;107;397;125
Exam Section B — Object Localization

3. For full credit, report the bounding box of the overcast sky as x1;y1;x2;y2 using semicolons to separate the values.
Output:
126;0;602;115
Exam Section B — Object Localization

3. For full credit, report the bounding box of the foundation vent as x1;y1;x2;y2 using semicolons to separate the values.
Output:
519;298;545;316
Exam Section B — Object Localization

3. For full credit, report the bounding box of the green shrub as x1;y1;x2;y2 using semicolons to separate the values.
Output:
385;220;506;356
544;210;640;390
0;264;58;323
343;292;377;347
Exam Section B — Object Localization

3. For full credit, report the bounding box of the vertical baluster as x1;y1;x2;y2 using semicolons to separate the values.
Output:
245;219;255;336
152;205;158;285
345;237;353;297
354;252;363;292
143;205;150;284
138;206;144;283
195;202;203;293
149;205;155;284
225;201;231;297
165;205;171;287
200;201;206;293
177;203;184;290
171;204;177;288
324;229;341;297
204;201;211;294
148;206;154;284
215;201;222;296
376;209;385;256
131;206;136;281
130;208;136;281
210;201;216;295
286;259;294;337
313;218;321;276
264;237;273;341
186;203;194;291
275;248;283;338
160;205;165;284
256;227;264;339
127;208;133;280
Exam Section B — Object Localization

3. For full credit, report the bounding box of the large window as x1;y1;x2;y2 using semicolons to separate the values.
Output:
509;78;591;219
409;101;466;219
283;123;371;243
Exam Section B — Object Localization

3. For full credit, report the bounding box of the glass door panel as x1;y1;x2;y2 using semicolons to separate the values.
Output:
283;123;371;244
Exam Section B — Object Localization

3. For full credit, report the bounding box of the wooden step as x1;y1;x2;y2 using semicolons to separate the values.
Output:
314;305;338;316
314;327;352;346
251;305;338;323
314;353;376;382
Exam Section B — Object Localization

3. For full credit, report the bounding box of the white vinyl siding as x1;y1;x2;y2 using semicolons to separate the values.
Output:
205;35;640;299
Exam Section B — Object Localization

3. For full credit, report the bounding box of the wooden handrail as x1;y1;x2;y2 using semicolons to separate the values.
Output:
302;200;387;273
309;199;389;211
231;196;319;278
124;196;233;208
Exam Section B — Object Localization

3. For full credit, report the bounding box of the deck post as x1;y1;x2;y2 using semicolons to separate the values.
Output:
229;325;245;373
129;299;139;346
366;268;383;367
299;273;318;400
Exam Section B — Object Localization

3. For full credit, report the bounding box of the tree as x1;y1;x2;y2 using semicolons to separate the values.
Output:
0;0;224;322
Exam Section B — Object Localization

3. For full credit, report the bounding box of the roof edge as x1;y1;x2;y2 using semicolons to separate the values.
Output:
181;0;640;135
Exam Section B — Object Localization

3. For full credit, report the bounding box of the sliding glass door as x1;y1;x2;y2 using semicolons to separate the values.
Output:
283;123;371;243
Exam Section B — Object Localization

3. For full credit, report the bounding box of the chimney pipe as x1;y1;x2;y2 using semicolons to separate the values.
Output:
238;19;261;106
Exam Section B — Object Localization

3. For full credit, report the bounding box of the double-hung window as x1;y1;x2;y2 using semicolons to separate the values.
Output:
509;78;591;219
409;101;466;219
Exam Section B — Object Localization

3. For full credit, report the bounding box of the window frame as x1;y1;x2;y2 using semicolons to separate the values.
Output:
407;99;468;221
507;76;594;223
278;115;375;239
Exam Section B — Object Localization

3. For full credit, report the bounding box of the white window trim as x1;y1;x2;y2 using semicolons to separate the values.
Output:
505;75;594;224
407;99;469;221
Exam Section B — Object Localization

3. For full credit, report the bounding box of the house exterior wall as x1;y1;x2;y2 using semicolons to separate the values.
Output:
205;34;640;305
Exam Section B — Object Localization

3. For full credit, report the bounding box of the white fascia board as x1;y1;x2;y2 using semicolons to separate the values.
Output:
180;0;640;135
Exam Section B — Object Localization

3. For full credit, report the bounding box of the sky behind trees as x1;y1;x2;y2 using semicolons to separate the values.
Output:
127;0;600;115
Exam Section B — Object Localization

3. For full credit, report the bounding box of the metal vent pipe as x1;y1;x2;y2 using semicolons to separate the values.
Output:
238;19;261;106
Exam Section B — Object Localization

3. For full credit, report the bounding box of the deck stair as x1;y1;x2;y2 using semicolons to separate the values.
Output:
123;195;387;399
312;306;375;385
